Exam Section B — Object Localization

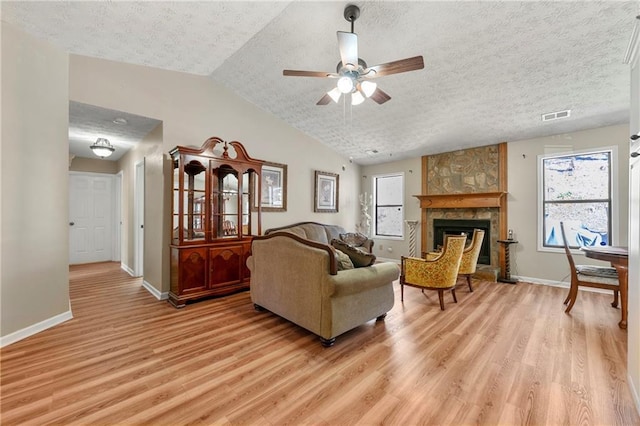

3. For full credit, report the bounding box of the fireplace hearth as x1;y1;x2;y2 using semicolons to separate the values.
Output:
433;219;491;264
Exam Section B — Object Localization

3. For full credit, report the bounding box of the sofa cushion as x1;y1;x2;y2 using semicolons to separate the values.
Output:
331;239;376;267
324;225;347;243
278;227;307;239
339;232;369;247
333;248;354;270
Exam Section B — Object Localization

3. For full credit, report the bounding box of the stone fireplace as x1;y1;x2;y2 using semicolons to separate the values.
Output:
416;143;508;276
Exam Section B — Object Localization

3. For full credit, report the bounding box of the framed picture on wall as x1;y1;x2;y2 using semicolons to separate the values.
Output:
314;170;339;213
253;161;287;212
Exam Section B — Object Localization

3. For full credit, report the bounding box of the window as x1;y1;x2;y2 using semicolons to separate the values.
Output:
373;173;404;239
538;148;616;250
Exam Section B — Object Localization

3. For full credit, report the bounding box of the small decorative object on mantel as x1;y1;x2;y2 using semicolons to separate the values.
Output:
356;192;372;236
314;170;339;213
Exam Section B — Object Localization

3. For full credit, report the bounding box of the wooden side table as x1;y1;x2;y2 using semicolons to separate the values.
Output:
497;239;518;284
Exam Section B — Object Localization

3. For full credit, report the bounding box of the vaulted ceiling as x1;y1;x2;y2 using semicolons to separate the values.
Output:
3;1;637;164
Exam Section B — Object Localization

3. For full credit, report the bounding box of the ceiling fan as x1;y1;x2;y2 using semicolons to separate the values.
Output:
283;4;424;106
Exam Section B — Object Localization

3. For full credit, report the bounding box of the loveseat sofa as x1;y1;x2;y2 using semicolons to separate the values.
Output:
246;222;399;346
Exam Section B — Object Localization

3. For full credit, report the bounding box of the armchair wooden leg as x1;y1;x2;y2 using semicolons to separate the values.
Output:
451;288;457;304
466;275;474;292
438;289;445;311
401;283;404;301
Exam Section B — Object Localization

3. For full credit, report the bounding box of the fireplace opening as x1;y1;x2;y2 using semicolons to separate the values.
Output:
433;219;491;264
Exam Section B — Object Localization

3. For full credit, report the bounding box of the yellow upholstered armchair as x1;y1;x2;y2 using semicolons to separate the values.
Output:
400;235;467;310
426;229;485;292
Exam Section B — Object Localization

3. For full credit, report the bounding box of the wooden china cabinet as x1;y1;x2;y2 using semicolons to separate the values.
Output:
169;137;264;308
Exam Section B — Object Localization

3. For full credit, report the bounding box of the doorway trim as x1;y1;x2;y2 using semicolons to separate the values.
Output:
114;171;123;263
134;160;145;277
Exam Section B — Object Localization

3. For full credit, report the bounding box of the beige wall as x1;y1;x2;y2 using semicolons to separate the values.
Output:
1;23;70;338
69;55;361;295
69;156;118;174
115;123;165;290
361;157;422;260
508;124;629;282
362;125;629;286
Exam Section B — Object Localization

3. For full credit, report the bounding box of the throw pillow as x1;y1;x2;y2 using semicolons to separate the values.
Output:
331;239;376;267
339;232;369;247
333;248;354;270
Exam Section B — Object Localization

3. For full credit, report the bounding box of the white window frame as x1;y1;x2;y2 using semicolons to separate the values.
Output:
372;172;404;240
537;146;618;253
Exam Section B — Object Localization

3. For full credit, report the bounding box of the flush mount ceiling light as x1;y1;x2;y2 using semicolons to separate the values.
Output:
90;137;115;158
112;117;128;125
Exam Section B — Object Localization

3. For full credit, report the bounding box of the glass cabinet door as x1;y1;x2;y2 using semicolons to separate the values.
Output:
212;166;240;238
183;159;207;241
172;162;180;243
242;170;252;236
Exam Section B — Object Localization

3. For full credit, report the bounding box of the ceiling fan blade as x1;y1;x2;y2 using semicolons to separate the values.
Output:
337;31;358;69
316;93;333;105
369;87;391;105
283;70;338;78
365;56;424;78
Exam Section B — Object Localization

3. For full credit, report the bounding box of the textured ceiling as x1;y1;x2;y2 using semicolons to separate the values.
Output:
3;1;638;165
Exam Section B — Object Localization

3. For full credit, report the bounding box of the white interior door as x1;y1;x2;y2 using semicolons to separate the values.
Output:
69;173;113;265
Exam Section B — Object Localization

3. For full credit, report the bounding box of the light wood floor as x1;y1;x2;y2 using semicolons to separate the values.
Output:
1;262;638;425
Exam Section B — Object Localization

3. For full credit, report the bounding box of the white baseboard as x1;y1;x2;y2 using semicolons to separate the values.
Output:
143;280;168;300
0;309;73;348
121;263;134;276
513;275;613;294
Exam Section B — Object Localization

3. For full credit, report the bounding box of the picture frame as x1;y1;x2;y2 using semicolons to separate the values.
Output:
314;170;339;213
253;161;287;212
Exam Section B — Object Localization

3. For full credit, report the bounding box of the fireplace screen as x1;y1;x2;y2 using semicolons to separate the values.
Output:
433;219;491;264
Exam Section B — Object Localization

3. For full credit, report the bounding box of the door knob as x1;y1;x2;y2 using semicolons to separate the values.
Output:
69;222;75;226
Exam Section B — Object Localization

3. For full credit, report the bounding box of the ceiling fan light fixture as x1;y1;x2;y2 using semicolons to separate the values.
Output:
351;91;365;105
360;81;377;97
337;76;354;93
90;137;115;158
327;87;342;103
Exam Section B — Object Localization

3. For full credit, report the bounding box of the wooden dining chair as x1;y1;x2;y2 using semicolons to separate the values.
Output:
559;221;619;313
400;235;466;310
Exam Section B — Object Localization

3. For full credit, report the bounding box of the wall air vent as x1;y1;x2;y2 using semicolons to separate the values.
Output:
541;109;571;122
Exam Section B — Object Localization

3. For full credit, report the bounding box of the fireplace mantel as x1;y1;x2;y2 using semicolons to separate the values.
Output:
414;191;507;209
